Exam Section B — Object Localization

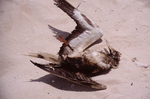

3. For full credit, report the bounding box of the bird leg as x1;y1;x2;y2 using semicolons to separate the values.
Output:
58;35;74;51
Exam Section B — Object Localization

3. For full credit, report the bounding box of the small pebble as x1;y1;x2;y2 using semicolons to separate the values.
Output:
52;80;55;83
132;57;149;68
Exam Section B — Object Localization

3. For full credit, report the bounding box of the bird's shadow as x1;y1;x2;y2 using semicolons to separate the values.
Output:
48;24;70;41
30;74;98;92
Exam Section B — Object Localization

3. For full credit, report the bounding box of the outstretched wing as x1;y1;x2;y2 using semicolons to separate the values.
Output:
30;60;106;90
54;0;103;56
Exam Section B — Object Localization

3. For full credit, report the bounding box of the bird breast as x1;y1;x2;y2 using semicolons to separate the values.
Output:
66;50;111;70
84;50;111;70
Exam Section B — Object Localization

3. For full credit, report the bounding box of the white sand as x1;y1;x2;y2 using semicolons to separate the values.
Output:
0;0;150;99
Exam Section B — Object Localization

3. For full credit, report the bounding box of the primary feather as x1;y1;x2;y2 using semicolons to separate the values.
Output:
54;0;103;56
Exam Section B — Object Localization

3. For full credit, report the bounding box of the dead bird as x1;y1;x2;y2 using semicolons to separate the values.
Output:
29;0;121;90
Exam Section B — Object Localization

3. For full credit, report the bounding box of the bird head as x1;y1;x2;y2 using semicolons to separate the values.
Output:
105;40;121;69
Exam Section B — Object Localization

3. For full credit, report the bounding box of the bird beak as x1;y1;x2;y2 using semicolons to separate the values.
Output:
105;39;122;56
105;39;114;53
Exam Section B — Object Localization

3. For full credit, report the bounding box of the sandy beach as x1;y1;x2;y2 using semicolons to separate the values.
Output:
0;0;150;99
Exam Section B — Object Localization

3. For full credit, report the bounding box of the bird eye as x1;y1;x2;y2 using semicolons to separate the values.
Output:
113;51;117;55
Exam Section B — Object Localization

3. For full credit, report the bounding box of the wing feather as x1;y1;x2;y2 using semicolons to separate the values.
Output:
30;60;106;90
54;0;103;56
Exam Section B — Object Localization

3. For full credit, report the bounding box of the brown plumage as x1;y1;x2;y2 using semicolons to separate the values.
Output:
29;0;121;90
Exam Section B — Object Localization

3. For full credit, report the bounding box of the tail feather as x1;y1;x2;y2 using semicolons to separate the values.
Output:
29;52;61;64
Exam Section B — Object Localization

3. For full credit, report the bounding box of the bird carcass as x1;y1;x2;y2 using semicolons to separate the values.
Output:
29;0;121;90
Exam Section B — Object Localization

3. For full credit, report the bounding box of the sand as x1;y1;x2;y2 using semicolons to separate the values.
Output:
0;0;150;99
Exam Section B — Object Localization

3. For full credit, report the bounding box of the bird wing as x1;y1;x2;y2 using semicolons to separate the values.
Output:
54;0;103;56
30;60;106;90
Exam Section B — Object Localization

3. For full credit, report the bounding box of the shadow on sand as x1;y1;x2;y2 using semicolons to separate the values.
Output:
30;68;111;92
48;24;70;41
30;74;99;92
